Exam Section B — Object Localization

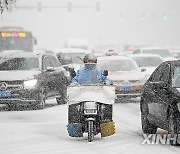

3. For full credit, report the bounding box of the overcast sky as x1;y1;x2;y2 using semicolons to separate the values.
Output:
1;0;180;49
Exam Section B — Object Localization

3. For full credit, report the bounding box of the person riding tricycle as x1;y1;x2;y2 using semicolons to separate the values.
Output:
67;53;115;142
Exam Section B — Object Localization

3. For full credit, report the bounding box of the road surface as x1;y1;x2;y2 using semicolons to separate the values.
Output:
0;99;179;154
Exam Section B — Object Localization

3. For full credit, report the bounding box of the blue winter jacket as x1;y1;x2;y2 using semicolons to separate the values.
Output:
72;66;108;84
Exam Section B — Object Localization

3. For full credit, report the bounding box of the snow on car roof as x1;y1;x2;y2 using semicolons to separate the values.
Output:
139;46;167;50
97;55;132;61
128;53;164;58
0;51;43;58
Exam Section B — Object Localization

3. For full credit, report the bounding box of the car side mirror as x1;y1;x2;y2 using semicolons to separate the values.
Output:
103;70;108;76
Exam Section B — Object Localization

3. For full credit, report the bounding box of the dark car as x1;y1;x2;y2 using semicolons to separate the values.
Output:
140;60;180;145
0;51;70;110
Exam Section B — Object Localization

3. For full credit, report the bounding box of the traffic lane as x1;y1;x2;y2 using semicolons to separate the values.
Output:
0;99;179;154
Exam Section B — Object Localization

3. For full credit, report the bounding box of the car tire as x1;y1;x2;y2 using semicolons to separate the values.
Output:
168;107;180;146
7;104;17;111
35;92;45;110
56;97;67;105
56;88;67;105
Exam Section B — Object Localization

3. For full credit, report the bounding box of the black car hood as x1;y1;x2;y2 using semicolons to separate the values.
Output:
0;71;41;81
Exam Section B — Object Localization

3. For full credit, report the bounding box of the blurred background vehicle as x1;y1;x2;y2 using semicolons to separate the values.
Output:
133;46;177;61
97;55;147;102
0;26;37;52
128;54;164;79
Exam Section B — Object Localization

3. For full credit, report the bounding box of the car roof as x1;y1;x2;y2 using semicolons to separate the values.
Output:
97;55;133;61
0;51;48;58
128;53;164;58
138;46;167;50
169;49;180;53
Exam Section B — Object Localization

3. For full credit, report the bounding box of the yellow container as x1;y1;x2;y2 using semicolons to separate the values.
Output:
100;121;115;137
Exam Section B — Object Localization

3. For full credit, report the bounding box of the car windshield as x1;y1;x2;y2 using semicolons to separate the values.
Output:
132;57;163;67
0;57;39;71
58;53;85;64
98;59;138;71
143;49;171;57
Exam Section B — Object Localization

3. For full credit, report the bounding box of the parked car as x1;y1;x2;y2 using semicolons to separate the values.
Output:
140;60;180;145
128;54;164;79
0;51;70;110
97;56;147;102
133;46;177;61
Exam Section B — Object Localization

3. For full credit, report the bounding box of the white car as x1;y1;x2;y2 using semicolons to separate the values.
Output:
128;54;164;79
133;46;177;61
97;56;147;101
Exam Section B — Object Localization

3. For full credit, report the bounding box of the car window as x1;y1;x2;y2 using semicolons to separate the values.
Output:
0;57;39;71
43;57;51;70
43;55;61;70
149;63;170;83
49;56;61;67
172;66;180;87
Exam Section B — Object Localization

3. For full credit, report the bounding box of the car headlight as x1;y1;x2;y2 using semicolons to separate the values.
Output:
23;79;37;89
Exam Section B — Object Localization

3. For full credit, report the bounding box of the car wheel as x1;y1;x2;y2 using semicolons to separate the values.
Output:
7;104;17;111
140;97;157;134
168;107;180;146
35;92;45;110
56;97;67;105
56;88;67;105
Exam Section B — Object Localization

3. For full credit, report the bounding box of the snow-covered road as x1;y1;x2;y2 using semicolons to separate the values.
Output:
0;99;179;154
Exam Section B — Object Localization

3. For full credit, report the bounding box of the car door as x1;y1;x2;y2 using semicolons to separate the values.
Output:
147;63;171;125
48;55;65;96
42;55;58;97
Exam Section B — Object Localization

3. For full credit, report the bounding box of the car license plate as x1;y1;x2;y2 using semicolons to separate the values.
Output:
0;91;11;98
120;86;134;92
